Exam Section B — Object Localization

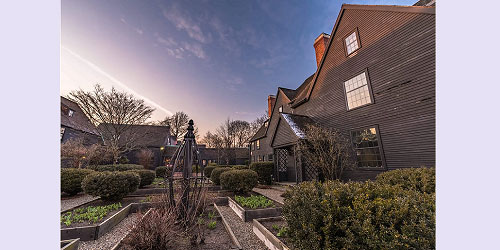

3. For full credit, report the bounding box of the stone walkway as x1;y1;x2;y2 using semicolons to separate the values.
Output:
252;186;288;204
61;194;99;212
217;205;267;250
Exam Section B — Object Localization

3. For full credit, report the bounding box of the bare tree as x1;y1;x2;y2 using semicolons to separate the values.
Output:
69;84;155;163
231;120;251;148
137;149;154;169
61;138;113;168
250;113;269;137
297;124;356;180
162;111;190;141
201;131;224;164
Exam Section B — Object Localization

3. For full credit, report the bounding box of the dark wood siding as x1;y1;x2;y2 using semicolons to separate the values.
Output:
271;118;298;148
294;9;435;176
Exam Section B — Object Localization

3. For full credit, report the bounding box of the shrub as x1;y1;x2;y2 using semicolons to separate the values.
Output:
155;166;168;178
118;156;129;164
204;165;218;178
231;165;249;170
88;164;144;172
192;165;200;174
61;168;95;195
210;167;232;185
376;167;435;194
282;181;435;250
82;171;140;200
250;161;274;185
208;162;218;166
127;169;156;187
220;169;258;193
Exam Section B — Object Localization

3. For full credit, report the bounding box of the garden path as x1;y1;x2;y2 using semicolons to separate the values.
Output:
252;186;287;204
61;194;99;212
217;205;267;250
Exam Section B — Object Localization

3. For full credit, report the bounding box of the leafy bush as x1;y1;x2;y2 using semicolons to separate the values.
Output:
250;161;274;185
208;162;218;166
376;167;435;194
127;169;156;187
155;166;168;178
82;171;140;200
118;156;130;164
88;164;144;172
204;165;218;178
231;165;249;170
210;167;232;185
220;169;258;193
282;180;435;250
234;195;273;209
61;168;95;195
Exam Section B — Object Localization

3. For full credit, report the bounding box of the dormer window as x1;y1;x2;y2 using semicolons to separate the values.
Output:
68;109;74;117
345;30;360;55
278;106;283;113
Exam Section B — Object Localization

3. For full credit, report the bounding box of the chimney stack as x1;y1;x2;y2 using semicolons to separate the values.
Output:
268;95;276;117
313;33;330;68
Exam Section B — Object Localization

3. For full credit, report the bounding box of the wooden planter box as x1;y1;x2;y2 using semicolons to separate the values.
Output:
60;238;80;250
253;217;290;250
61;202;154;241
227;196;282;222
129;187;167;196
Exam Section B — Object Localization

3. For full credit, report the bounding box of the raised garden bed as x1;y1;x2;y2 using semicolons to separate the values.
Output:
227;193;282;222
253;217;291;250
61;197;154;241
60;238;79;250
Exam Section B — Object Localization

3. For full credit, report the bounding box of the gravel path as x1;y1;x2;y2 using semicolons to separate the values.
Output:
78;213;142;250
253;187;286;204
218;205;267;250
61;194;99;211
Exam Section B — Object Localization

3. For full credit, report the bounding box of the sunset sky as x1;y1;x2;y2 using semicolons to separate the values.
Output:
61;0;415;136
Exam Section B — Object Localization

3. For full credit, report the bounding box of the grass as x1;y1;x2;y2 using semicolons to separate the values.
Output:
234;195;273;209
61;203;122;226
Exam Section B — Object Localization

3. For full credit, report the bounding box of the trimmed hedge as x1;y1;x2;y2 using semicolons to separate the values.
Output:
61;168;95;195
82;171;140;200
220;169;258;193
282;178;435;249
250;161;274;185
376;167;435;194
231;165;249;170
204;165;218;178
127;169;156;187
210;167;232;185
88;164;144;172
155;166;167;178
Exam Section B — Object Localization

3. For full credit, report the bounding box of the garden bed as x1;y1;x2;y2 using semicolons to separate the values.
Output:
253;217;291;250
60;238;79;250
227;193;282;222
60;197;154;241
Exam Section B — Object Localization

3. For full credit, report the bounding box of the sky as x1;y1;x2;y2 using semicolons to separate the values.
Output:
61;0;416;136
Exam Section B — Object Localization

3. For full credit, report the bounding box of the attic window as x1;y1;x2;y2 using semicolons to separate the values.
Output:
68;109;74;117
345;31;359;55
344;71;372;110
278;106;283;113
60;127;65;140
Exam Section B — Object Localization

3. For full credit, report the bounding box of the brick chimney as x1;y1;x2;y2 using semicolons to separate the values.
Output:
313;33;330;68
268;95;276;117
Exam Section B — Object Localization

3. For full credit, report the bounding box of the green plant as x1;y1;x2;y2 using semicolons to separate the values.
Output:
155;166;168;178
152;177;166;187
141;196;153;203
203;165;218;178
61;168;95;195
88;164;144;172
61;202;122;226
282;180;435;250
220;169;258;193
272;224;280;231
127;169;156;187
250;161;274;185
277;226;288;237
118;156;129;164
82;171;140;200
208;211;215;220
207;220;217;230
234;195;273;209
192;165;200;173
376;167;435;194
210;167;232;185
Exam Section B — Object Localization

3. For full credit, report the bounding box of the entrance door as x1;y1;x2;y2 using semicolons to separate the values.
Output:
275;148;288;182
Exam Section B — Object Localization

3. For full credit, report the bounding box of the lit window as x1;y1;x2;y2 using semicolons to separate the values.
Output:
256;140;260;149
278;106;283;112
351;127;383;168
60;127;65;140
345;31;359;55
258;155;262;162
344;72;372;110
68;109;74;117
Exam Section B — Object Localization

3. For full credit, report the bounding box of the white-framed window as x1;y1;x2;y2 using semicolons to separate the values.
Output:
278;106;283;112
345;31;359;55
60;127;65;140
344;72;372;110
68;109;74;117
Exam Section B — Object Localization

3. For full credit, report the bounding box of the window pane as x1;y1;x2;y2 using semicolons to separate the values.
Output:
344;72;371;109
351;127;383;168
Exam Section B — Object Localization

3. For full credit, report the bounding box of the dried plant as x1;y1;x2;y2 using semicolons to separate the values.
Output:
137;149;154;169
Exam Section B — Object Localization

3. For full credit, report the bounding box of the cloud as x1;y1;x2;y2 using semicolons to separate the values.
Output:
166;48;184;59
209;17;240;56
154;33;177;47
182;42;206;59
62;46;173;116
162;5;211;43
135;28;143;35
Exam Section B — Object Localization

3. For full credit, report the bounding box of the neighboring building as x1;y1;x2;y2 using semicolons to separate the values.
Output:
249;4;435;182
61;96;101;145
98;124;177;168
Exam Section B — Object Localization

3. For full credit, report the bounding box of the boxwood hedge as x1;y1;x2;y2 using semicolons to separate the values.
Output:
88;164;144;172
220;169;258;193
250;161;274;185
82;171;140;200
61;168;95;195
210;167;232;185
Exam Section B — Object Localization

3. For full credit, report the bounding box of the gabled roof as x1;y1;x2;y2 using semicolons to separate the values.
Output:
291;4;435;108
98;123;171;148
279;113;316;139
61;96;99;135
250;122;267;142
288;73;315;106
278;87;297;101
